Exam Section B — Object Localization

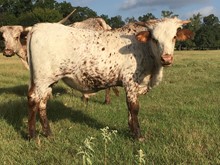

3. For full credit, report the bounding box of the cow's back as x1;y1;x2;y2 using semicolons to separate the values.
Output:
28;23;142;93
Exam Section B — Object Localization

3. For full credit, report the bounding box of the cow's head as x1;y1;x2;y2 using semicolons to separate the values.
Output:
0;26;31;57
135;18;194;66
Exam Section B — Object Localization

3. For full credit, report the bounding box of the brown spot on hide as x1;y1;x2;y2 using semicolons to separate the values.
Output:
102;47;105;51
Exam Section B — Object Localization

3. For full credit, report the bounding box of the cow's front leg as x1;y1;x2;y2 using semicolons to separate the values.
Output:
125;90;144;141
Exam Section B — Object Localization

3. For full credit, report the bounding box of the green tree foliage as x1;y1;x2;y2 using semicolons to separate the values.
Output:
138;13;156;22
194;14;220;49
19;8;62;26
125;16;136;23
55;1;74;17
69;6;97;23
0;12;18;25
0;0;33;16
161;10;178;18
0;0;219;50
33;0;58;9
203;14;219;26
108;15;125;29
176;13;202;50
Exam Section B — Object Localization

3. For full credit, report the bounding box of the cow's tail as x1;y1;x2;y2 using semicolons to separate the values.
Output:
26;29;34;88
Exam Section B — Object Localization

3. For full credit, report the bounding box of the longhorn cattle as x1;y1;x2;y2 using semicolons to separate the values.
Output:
0;16;118;103
0;26;31;69
0;9;76;69
27;17;193;140
70;17;120;103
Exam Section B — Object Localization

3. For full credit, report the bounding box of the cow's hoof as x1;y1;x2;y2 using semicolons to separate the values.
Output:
27;131;36;141
27;134;36;141
43;130;52;138
104;100;110;104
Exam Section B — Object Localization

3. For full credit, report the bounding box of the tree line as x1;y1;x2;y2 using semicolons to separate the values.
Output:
0;0;220;50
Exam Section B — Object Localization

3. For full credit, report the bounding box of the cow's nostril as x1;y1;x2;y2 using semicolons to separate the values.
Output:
3;49;15;57
161;54;173;66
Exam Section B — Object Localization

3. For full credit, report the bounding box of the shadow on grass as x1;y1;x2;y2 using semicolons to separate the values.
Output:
0;98;107;140
0;84;28;96
0;85;131;140
0;84;68;96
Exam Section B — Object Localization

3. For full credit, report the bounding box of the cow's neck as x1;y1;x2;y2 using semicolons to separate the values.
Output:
17;46;27;61
145;46;164;89
17;46;29;70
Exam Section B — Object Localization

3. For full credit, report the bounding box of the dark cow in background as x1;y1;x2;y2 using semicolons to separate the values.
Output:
27;18;193;140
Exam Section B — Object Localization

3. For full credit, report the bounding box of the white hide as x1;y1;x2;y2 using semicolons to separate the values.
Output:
28;18;184;101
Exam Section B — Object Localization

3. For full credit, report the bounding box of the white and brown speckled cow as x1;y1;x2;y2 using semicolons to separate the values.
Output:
70;17;120;104
0;10;76;69
0;26;31;69
27;18;193;140
0;17;118;104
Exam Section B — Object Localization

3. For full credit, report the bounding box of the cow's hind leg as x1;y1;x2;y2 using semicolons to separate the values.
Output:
28;85;39;139
125;89;144;141
38;89;52;137
28;84;52;139
104;88;111;104
104;87;120;104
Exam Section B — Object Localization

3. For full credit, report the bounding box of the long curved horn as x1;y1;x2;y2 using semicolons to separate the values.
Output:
180;20;191;25
135;22;147;27
58;9;76;24
135;19;159;27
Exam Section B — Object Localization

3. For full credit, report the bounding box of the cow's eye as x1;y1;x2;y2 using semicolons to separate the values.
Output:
15;36;19;40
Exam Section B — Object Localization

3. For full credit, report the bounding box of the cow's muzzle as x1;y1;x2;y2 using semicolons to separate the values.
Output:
3;49;15;57
161;54;173;66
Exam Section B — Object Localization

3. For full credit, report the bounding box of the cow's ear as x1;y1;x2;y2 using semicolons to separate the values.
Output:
24;26;32;32
21;26;32;40
135;31;151;43
176;29;194;41
21;31;29;40
0;27;4;33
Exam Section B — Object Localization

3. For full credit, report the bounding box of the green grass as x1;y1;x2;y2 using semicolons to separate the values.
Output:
0;51;220;164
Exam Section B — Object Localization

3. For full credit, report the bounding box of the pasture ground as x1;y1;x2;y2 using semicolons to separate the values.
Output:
0;50;219;164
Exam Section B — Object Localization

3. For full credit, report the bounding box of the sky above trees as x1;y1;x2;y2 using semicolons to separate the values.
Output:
0;0;219;50
57;0;220;19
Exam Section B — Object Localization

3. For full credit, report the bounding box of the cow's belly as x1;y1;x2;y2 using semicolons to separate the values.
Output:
62;77;93;93
62;73;120;93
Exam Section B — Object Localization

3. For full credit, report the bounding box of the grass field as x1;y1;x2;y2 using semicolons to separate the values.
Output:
0;50;220;164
